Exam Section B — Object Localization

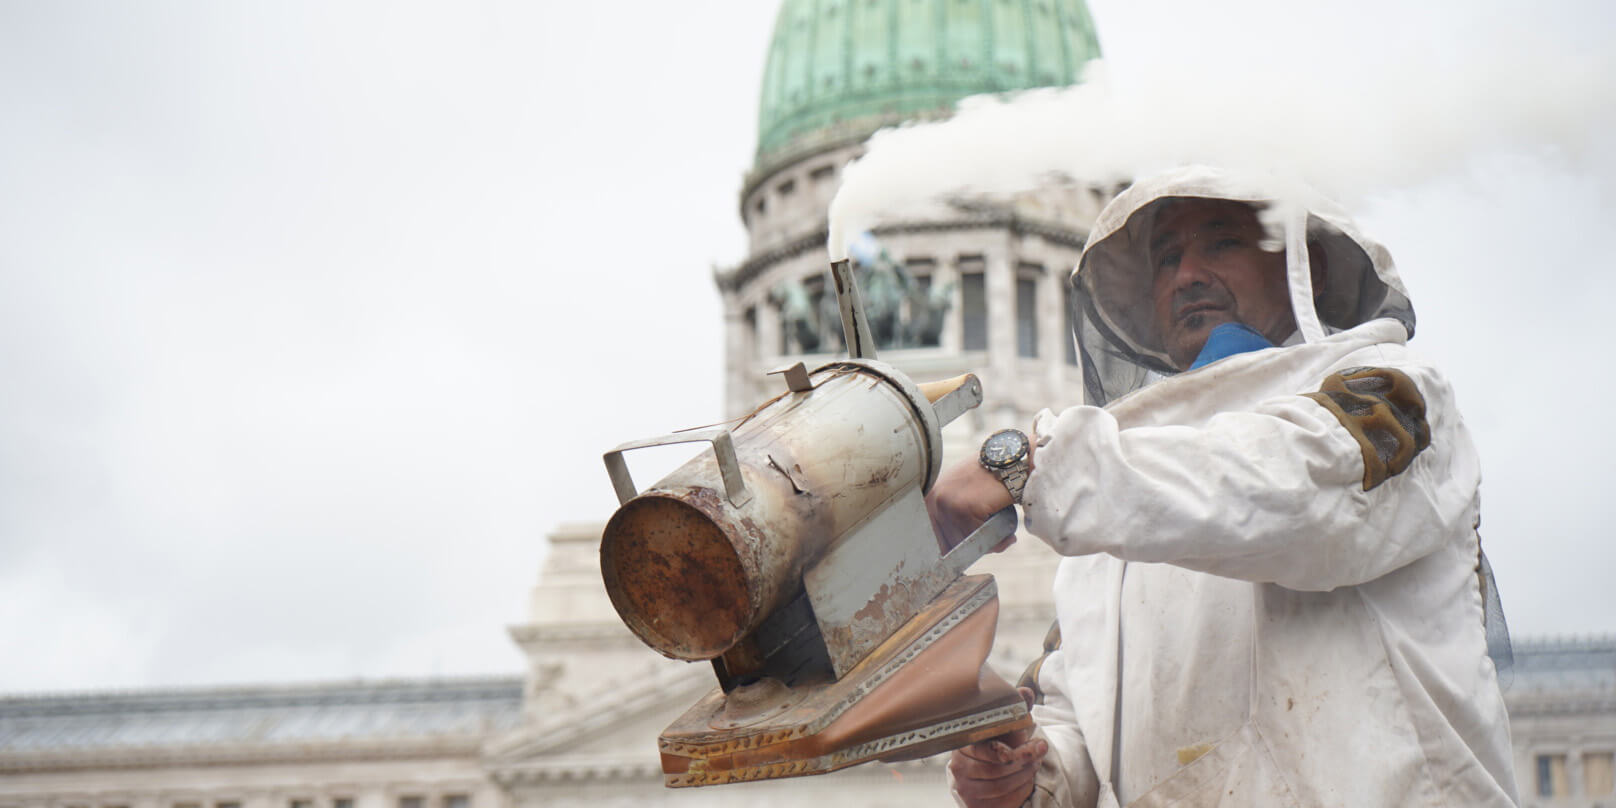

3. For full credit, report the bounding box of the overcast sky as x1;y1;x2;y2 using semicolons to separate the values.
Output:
0;1;1610;693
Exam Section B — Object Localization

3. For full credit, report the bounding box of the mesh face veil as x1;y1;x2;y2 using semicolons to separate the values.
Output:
1068;166;1415;406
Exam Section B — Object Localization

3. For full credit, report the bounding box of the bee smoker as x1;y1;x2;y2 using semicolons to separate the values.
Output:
600;260;1030;787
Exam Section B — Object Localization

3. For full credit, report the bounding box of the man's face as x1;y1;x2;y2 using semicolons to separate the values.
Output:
1148;199;1296;370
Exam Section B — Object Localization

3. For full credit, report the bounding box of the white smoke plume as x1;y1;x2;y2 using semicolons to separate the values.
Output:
826;0;1616;642
828;0;1615;258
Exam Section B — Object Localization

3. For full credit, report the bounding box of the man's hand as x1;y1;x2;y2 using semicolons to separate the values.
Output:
950;687;1047;808
927;458;1017;553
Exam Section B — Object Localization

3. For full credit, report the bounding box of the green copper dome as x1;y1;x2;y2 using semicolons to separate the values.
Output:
755;0;1102;169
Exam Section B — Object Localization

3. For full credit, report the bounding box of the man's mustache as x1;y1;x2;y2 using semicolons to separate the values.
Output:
1171;283;1232;319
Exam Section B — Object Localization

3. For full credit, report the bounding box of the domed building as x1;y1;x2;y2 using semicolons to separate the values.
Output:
717;0;1108;438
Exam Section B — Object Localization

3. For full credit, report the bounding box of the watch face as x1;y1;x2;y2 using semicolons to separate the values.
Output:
981;430;1029;469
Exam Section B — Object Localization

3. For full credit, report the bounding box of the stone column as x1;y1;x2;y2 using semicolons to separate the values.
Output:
985;244;1017;430
720;290;750;419
1041;260;1066;411
934;256;960;353
756;288;781;366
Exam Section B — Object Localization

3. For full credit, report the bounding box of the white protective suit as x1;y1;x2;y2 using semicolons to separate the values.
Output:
1003;167;1519;807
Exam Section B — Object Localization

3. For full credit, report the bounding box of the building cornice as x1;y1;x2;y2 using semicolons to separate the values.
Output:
491;751;944;788
490;757;666;787
508;621;637;645
1505;689;1616;718
715;214;1088;295
0;675;523;774
485;664;711;765
874;211;1088;248
1511;634;1616;652
0;674;523;714
742;125;888;210
716;228;830;294
0;736;489;774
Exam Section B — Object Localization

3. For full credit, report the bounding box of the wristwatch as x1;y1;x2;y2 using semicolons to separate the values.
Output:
979;428;1032;504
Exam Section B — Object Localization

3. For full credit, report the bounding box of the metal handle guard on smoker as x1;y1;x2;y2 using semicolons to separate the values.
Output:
603;428;752;508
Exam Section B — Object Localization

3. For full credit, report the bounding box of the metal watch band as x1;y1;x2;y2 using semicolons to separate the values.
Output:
996;464;1030;504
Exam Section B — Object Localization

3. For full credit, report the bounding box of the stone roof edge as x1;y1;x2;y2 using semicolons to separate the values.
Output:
546;521;607;543
486;663;712;764
491;757;665;786
1504;690;1616;717
1511;634;1616;652
0;674;524;712
508;622;631;644
491;750;944;787
716;228;828;293
0;735;486;774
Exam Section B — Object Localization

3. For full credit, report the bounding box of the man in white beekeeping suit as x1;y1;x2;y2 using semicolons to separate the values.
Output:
927;165;1519;807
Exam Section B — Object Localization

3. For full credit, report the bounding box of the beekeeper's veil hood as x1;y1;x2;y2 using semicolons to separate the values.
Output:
1072;165;1415;406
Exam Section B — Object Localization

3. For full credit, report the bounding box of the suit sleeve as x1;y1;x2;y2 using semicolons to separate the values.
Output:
1020;363;1474;591
1024;645;1100;808
946;627;1100;808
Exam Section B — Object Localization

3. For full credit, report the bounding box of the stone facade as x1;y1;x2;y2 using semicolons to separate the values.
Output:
0;678;518;808
1506;637;1616;807
4;544;1613;807
717;138;1121;473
